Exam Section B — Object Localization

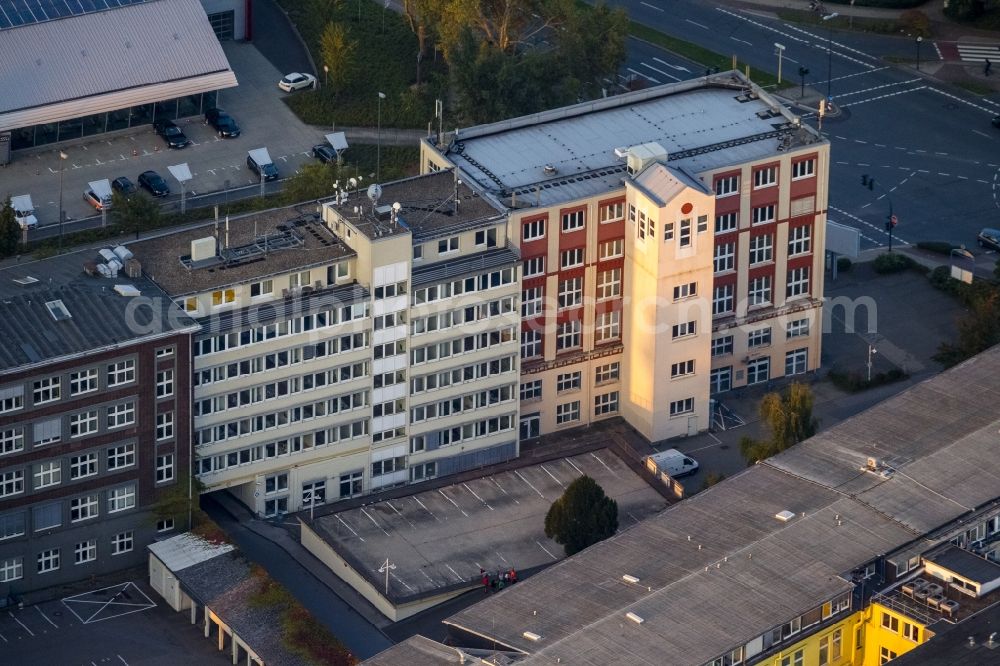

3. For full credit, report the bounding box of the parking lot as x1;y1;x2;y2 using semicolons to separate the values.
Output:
3;41;331;233
2;578;228;666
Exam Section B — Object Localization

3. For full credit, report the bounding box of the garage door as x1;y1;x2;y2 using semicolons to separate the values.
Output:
208;10;234;41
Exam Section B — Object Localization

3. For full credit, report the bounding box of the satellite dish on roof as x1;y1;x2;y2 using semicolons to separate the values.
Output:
392;202;401;212
367;183;382;205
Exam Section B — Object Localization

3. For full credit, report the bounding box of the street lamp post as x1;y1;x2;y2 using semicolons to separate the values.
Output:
822;13;839;101
57;150;67;254
916;36;923;71
323;64;329;87
376;91;386;182
774;42;786;85
867;345;877;383
798;66;809;99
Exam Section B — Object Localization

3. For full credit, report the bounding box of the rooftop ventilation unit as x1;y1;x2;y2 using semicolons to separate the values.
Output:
543;164;558;176
12;276;38;286
775;510;796;523
522;631;541;642
191;237;218;262
113;284;140;297
622;575;640;584
626;142;668;177
626;612;644;625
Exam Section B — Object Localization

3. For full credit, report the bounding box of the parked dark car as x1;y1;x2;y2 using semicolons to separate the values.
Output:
978;228;1000;252
111;176;137;196
205;108;241;138
247;155;279;181
312;144;337;164
138;170;170;197
993;115;1000;129
153;119;189;149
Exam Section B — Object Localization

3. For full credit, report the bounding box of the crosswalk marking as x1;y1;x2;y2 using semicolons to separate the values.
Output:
957;43;1000;63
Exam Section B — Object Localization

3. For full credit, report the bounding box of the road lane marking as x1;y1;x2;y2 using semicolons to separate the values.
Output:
685;18;708;29
627;67;658;84
652;57;690;72
730;36;753;46
640;61;681;82
640;1;663;10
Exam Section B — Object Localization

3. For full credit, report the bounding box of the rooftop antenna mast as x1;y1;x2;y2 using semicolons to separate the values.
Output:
453;170;461;214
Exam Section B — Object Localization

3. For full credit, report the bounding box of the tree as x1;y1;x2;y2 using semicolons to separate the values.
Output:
739;382;818;465
544;475;618;556
110;191;160;239
283;162;339;204
0;197;19;258
320;22;357;93
555;2;628;99
935;290;1000;367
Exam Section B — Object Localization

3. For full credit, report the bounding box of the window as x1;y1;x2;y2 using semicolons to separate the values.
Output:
70;495;99;522
33;376;61;405
672;321;696;339
0;470;23;497
34;460;61;489
250;279;273;298
832;629;843;659
787;318;810;339
713;284;734;316
903;622;919;642
789;225;812;255
748;276;772;307
1;427;23;456
710;367;732;393
475;228;497;247
289;270;312;288
156;346;174;359
669;397;694;416
598;238;624;260
747;357;770;384
748;327;772;348
70;452;97;479
673;282;697;300
184;297;198;312
523;218;545;241
595;362;620;384
0;385;24;413
557;372;582;393
678;219;692;247
107;401;135;429
661;221;672;241
881;612;900;632
264;497;288;517
75;540;97;565
264;473;289;495
156;411;174;441
712;335;734;357
715;212;738;233
752;204;776;225
715;174;739;197
212;288;237;306
749;234;773;265
879;647;897;665
0;557;22;582
561;248;584;269
0;512;25;540
340;471;363;498
108;485;136;513
520;380;542;401
70;368;98;395
413;244;423;260
521;287;543;318
156;454;174;483
302;480;326;506
107;359;135;387
783;258;809;292
599;201;624;222
780;649;804;666
671;360;695;378
521;330;542;359
372;456;406;477
595;311;620;343
438;236;459;254
33;502;61;531
696;215;708;233
558;278;583;310
410;462;437;482
561;210;584;232
107;444;136;470
790;196;815;218
597;269;621;300
111;531;134;555
753;166;777;189
70;410;99;438
556;401;580;425
523;256;545;277
157;518;175;532
784;348;808;376
557;320;582;350
594;391;619;416
156;370;174;398
714;242;735;273
792;158;815;179
37;549;60;574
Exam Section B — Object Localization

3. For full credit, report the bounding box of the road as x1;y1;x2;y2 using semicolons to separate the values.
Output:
608;0;1000;251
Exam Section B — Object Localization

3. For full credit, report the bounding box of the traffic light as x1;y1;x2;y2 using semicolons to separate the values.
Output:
799;66;809;77
861;174;874;190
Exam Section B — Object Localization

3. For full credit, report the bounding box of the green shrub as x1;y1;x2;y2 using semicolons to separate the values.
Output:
828;367;907;393
836;256;852;272
873;252;915;274
916;241;958;255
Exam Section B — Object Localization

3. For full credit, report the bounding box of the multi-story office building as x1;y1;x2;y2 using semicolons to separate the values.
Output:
0;248;197;597
131;170;519;516
422;71;829;441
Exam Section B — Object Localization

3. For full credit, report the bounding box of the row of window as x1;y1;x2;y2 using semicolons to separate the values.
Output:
555;391;621;425
711;269;812;317
410;355;516;394
0;484;136;541
411;385;516;423
410;296;516;336
711;319;809;361
0;531;137;581
713;159;816;199
521;203;625;244
713;227;812;274
708;349;809;393
520;312;621;360
521;239;624;283
193;392;367;447
414;413;515;449
411;327;517;365
520;362;621;403
1;411;173;458
411;267;517;306
0;360;137;414
195;418;370;476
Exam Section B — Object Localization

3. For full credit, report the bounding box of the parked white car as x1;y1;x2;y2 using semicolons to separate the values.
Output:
278;72;316;92
11;194;38;229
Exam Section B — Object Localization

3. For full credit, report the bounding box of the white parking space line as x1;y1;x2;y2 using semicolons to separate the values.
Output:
0;631;7;643
536;540;558;560
640;62;681;82
35;605;58;628
118;656;129;666
386;500;416;529
360;507;391;537
589;452;620;478
490;477;518;504
652;57;690;73
337;514;365;541
414;496;439;521
463;483;494;510
974;130;992;138
540;464;564;487
565;458;584;476
438;489;469;517
9;611;35;636
496;551;509;564
640;1;663;10
445;564;464;582
515;470;546;500
390;571;414;591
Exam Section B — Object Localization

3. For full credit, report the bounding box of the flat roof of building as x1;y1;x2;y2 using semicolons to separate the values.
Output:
308;449;668;605
0;246;198;373
0;0;236;118
927;546;1000;585
327;170;506;242
130;208;354;298
437;346;1000;665
891;600;1000;665
440;72;823;208
360;635;465;666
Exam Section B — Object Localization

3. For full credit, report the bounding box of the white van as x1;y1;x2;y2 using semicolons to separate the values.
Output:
645;448;699;478
11;194;38;229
